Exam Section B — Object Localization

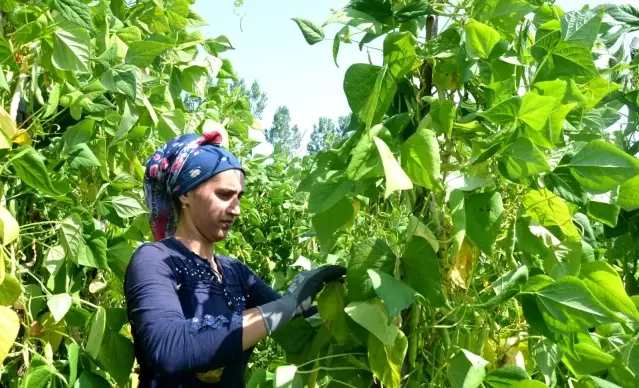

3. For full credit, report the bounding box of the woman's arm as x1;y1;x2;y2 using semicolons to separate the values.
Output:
125;244;268;376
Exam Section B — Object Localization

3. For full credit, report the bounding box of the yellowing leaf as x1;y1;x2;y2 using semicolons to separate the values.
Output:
450;240;474;289
0;107;17;150
0;206;19;246
0;305;19;363
373;136;413;198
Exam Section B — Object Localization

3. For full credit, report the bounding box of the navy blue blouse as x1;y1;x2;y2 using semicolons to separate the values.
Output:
124;237;281;387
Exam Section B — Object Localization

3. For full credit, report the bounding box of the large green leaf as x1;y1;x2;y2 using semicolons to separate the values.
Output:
464;19;501;59
12;146;61;197
311;197;354;252
52;25;90;73
317;282;349;345
523;188;579;239
68;144;101;169
560;9;604;48
54;0;93;30
534;276;620;334
448;349;489;388
166;0;190;30
562;342;615;376
580;261;639;322
344;64;396;129
60;213;83;263
402;236;445;307
347;238;395;301
308;180;354;215
499;137;550;181
374;136;412;198
292;18;324;45
465;191;504;257
480;96;521;126
543;241;581;280
62;118;95;149
531;338;562;386
619;174;639;211
401;127;441;190
345;124;389;180
111;195;147;218
97;329;134;387
367;331;408;388
345;299;398;345
484;365;530;388
157;109;186;141
101;66;136;100
519;92;557;131
601;3;639;31
86;306;106;360
570;140;639;193
368;269;419;319
125;40;173;68
273;365;302;388
383;32;419;79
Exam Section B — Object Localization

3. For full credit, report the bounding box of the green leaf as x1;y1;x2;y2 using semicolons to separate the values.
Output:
182;66;209;97
116;26;142;44
345;124;388;180
60;213;83;264
345;299;398;345
586;197;620;228
52;25;90;73
203;35;234;55
125;40;173;68
311;197;354;252
62;118;94;149
292;18;325;45
75;371;110;388
157;109;186;141
97;329;134;387
519;92;557;131
543;240;581;280
344;64;396;129
395;0;433;22
562;342;615;376
431;100;455;138
47;293;72;323
485;365;530;388
499;137;550;181
531;338;562;386
111;195;147;218
481;266;529;310
544;170;588;207
86;306;106;360
383;32;419;79
0;306;19;364
347;238;395;301
273;365;302;388
465;191;504;257
402;236;445;307
464;19;501;60
0;274;21;306
560;9;604;48
68;144;101;169
601;3;639;31
21;361;55;388
166;0;190;30
368;269;419;319
317;282;349;345
580;261;639;322
43;84;61;119
374;136;412;198
448;349;489;388
570;140;639;193
480;96;521;126
324;8;383;35
54;0;93;30
534;276;619;334
367;331;408;388
619;175;639;211
0;206;19;245
12;146;60;197
309;181;354;215
523;188;580;239
101;66;136;100
113;100;139;144
402;128;441;190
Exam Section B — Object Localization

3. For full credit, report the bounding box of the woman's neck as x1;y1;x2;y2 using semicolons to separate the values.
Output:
173;224;216;266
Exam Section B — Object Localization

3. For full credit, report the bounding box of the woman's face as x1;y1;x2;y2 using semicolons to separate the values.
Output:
180;169;245;243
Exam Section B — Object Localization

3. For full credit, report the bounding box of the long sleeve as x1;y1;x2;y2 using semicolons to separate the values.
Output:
124;244;244;376
240;262;318;317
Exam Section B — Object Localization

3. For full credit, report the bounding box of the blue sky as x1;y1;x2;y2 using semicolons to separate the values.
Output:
193;0;632;147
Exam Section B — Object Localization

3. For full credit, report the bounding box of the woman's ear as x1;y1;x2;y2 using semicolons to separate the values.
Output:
179;192;190;208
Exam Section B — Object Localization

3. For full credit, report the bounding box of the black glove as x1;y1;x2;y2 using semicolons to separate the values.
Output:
257;265;346;334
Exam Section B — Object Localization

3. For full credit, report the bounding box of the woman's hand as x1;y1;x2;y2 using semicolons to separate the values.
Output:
257;265;346;334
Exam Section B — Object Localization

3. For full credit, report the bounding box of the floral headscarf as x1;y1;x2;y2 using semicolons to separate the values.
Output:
143;131;244;241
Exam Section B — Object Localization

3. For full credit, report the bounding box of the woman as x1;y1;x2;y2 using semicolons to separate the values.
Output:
124;131;345;387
